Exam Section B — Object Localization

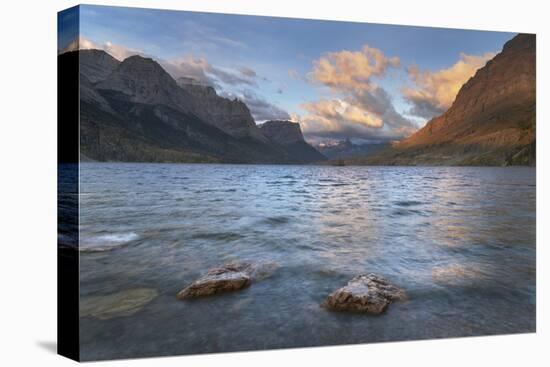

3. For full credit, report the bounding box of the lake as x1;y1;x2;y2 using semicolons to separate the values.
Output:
74;163;536;360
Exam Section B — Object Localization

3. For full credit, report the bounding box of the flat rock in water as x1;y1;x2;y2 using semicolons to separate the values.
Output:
177;262;255;300
323;273;406;314
80;288;158;320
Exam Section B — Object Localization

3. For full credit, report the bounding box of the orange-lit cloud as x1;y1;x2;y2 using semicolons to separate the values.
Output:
301;99;383;129
297;98;413;142
300;45;415;141
403;52;495;118
310;45;400;92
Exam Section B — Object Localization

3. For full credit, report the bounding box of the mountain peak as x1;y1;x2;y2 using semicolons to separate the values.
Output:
78;49;120;83
117;54;171;77
95;53;190;109
503;33;535;52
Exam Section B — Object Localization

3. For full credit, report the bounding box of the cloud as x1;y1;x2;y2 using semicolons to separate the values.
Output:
222;89;290;122
288;69;300;80
212;66;258;87
162;55;259;88
309;45;400;92
162;55;214;86
299;44;415;141
172;19;248;53
101;41;143;61
239;66;257;78
299;96;415;142
301;99;382;129
62;36;97;52
402;52;495;118
352;87;414;131
62;36;143;61
241;90;291;122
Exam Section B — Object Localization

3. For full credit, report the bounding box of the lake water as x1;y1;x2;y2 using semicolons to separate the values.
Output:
75;163;536;360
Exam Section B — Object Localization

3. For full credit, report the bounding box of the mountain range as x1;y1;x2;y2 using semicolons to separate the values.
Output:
61;33;535;166
316;139;390;160
359;33;536;166
60;49;326;164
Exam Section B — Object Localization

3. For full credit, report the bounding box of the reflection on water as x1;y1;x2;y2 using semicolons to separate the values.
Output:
76;163;536;360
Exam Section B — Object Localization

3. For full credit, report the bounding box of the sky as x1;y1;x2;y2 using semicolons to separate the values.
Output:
59;5;515;144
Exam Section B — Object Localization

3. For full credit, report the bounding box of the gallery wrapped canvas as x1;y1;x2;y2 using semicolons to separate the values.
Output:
58;4;536;362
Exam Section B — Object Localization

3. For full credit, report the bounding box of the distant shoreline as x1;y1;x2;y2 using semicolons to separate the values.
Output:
73;160;536;168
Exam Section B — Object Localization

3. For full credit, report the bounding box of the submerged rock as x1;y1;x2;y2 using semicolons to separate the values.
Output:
322;274;406;314
177;261;279;300
177;262;252;300
80;288;158;320
248;260;279;281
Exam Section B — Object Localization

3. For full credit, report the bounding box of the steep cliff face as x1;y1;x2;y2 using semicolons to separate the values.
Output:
260;120;326;163
176;77;267;141
260;120;304;145
366;33;535;166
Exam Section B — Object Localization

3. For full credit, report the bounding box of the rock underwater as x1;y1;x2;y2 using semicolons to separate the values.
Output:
322;273;406;314
80;288;159;320
177;261;278;300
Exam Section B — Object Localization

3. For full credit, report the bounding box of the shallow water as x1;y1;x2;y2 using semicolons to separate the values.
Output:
76;163;536;360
